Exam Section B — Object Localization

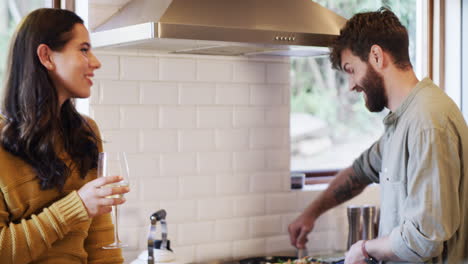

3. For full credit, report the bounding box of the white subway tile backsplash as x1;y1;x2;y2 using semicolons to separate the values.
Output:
120;56;158;81
126;153;159;178
121;105;157;128
233;62;266;83
233;107;265;128
101;130;139;153
172;246;195;264
159;106;197;128
179;176;216;198
94;55;119;80
267;63;290;84
197;60;233;82
140;177;179;200
179;130;215;152
141;130;178;153
125;180;140;203
198;197;234;220
198;152;232;173
178;221;214;245
282;84;291;106
90;105;120;130
119;226;143;250
159;200;197;224
216;84;250;105
233;238;266;258
100;80;139;104
215;218;249;241
180;83;216;105
195;242;233;262
306;230;333;253
159;58;196;81
296;189;322;211
250;172;283;193
265;106;290;126
250;128;287;148
233;151;265;172
160;153;197;176
90;83;100;104
281;170;293;192
216;129;249;151
234;195;265;217
313;209;338;232
249;215;282;237
266;149;290;170
330;215;347;252
140;82;178;105
280;213;300;234
216;174;250;196
266;193;298;214
198;107;233;129
250;85;283;106
265;235;293;255
119;205;144;228
90;51;376;263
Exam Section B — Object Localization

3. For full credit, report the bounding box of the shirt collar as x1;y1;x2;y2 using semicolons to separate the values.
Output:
383;77;432;126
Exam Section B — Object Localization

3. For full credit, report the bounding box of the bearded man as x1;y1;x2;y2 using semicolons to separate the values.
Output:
288;7;468;264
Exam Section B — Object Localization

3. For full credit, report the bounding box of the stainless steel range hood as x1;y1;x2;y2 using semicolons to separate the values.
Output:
90;0;346;57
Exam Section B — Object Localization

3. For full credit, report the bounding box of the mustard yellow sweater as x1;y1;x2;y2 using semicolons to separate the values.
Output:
0;116;124;263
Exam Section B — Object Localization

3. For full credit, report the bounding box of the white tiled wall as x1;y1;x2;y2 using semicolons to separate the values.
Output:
90;50;380;263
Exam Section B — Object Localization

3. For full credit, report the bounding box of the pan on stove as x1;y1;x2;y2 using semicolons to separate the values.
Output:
238;256;344;264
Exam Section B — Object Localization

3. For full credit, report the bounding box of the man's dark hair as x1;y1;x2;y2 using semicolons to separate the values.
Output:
330;7;412;71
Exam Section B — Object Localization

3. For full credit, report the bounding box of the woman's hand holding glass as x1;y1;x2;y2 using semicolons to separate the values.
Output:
96;152;130;249
78;175;129;218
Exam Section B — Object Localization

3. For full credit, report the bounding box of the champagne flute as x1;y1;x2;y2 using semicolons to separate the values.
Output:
98;152;130;249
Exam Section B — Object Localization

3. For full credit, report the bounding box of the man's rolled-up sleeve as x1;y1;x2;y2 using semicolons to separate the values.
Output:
390;128;461;262
352;138;382;184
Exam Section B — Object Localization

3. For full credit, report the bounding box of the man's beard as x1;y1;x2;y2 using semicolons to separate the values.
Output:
356;65;388;112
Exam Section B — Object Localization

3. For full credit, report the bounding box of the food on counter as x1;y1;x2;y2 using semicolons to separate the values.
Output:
269;257;325;264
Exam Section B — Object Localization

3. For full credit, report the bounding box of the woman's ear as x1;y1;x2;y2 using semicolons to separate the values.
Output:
37;44;55;70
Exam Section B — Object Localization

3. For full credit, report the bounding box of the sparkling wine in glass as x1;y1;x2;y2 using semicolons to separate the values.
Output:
97;152;130;249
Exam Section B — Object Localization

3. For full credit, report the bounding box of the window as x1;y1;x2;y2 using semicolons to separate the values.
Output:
462;1;468;117
0;0;45;88
290;0;418;176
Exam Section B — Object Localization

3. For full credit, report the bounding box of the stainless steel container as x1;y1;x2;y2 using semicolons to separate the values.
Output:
361;205;377;240
347;205;362;249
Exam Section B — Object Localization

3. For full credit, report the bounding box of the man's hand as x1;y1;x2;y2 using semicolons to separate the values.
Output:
288;167;370;250
288;213;316;249
345;240;366;264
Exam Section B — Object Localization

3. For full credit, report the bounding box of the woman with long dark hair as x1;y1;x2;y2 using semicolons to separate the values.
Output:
0;8;128;263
